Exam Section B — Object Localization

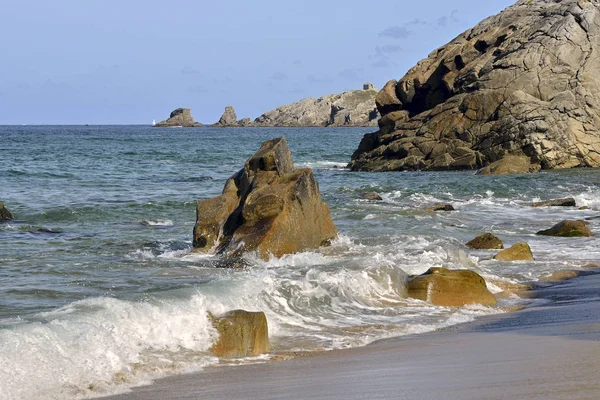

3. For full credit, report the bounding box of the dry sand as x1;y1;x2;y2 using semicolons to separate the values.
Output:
105;272;600;400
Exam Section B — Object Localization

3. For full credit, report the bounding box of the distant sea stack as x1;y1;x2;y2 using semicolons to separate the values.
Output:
349;0;600;172
213;106;253;127
254;83;379;127
154;108;202;127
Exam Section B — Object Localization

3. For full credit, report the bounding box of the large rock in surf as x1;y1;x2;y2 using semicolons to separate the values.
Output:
406;267;497;307
210;310;270;358
475;156;539;175
0;202;13;221
154;108;202;127
350;0;600;172
537;220;593;237
493;242;534;261
531;197;577;207
193;137;338;259
466;233;504;250
254;84;379;127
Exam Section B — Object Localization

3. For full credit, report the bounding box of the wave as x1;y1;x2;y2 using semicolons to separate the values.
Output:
138;219;174;227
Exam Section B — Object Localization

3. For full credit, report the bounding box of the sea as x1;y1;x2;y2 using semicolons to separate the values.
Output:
1;125;599;399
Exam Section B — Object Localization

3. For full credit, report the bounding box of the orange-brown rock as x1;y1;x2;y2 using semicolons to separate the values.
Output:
493;242;534;261
193;137;337;259
536;220;593;237
475;156;539;176
210;310;270;358
466;233;504;250
406;267;497;307
531;198;576;207
0;202;13;221
539;270;582;282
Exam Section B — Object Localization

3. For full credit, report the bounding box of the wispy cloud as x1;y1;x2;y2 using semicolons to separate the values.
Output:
307;75;333;83
437;9;460;27
270;72;288;81
188;85;207;94
338;68;363;80
180;66;200;75
379;25;412;39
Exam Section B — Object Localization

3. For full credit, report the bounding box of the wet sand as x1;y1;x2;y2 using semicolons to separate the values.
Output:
105;272;600;400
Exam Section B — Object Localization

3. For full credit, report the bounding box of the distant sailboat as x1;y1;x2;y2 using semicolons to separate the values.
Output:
152;119;156;126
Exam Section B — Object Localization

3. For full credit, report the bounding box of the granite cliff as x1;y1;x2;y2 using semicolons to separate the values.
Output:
254;83;379;127
350;0;600;172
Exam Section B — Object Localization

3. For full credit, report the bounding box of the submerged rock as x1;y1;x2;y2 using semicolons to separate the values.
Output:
254;84;379;127
193;137;337;259
0;202;13;221
493;242;534;261
425;203;455;211
531;198;577;207
537;220;593;237
154;108;202;127
406;267;497;307
350;0;600;172
360;192;383;201
466;233;504;250
210;310;270;358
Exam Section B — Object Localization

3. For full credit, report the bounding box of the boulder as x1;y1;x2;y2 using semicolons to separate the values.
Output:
531;198;577;207
360;192;383;201
349;0;600;172
193;137;338;259
425;203;455;211
536;220;593;237
154;108;202;127
406;267;497;307
493;242;534;261
215;105;239;127
539;270;582;282
466;233;504;250
475;156;539;175
238;117;253;127
0;202;13;221
210;310;270;358
254;85;379;127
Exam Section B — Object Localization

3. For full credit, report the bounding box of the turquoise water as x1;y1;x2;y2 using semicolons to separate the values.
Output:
1;125;599;399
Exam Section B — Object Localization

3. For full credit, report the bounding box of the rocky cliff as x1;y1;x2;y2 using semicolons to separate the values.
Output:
254;84;379;127
154;108;202;127
349;0;600;172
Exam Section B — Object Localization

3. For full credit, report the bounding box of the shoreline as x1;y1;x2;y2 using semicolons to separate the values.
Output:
104;268;600;400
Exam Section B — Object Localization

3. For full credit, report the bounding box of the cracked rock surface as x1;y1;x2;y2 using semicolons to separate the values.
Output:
349;0;600;172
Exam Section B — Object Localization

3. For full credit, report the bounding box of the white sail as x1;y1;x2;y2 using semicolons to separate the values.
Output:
152;119;156;126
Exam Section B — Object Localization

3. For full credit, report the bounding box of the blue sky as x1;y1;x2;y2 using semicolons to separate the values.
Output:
0;0;514;124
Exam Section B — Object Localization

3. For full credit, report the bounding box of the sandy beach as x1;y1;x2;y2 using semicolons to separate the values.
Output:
104;270;600;400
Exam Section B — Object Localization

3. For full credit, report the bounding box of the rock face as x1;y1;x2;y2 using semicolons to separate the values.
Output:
350;0;600;172
537;220;593;237
193;137;338;259
493;242;534;261
475;156;539;175
406;267;497;307
531;197;577;207
210;310;270;358
154;108;202;127
0;202;13;221
254;85;379;127
213;106;255;127
466;233;504;250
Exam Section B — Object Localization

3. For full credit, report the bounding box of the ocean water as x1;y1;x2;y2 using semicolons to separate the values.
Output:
1;125;599;399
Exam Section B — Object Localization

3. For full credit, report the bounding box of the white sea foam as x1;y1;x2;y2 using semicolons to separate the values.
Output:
0;295;217;400
139;219;174;226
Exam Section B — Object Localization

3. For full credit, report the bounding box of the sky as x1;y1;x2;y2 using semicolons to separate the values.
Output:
0;0;515;125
